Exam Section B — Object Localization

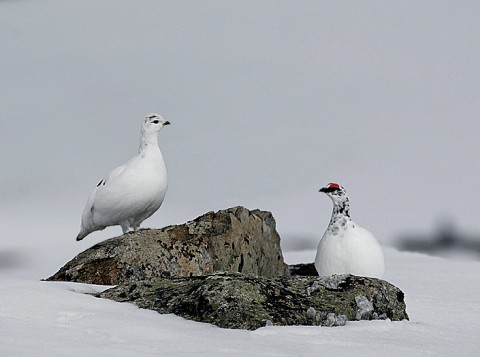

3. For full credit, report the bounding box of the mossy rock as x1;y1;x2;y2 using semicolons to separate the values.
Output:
99;272;408;330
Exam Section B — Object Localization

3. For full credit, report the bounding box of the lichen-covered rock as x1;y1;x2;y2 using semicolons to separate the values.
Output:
47;207;287;285
99;272;409;330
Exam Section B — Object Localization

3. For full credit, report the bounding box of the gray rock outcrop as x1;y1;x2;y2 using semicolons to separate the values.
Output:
47;206;287;285
47;205;410;330
99;272;409;330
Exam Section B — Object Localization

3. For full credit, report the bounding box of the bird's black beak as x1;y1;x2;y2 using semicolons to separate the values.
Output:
319;186;337;193
164;121;171;126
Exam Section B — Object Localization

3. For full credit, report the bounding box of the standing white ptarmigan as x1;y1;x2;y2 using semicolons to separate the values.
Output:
314;183;385;278
76;113;170;241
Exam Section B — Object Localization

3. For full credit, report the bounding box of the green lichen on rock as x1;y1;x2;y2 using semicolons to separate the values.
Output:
100;272;409;330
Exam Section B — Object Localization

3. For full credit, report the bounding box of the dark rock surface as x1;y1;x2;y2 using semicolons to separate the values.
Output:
288;262;318;276
47;207;287;285
99;272;409;330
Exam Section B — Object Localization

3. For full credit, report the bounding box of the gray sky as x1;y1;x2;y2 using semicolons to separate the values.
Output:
2;1;480;277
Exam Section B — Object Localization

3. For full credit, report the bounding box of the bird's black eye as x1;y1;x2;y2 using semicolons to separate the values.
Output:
152;120;159;124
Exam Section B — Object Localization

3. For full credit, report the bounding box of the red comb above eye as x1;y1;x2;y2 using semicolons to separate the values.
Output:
328;183;340;189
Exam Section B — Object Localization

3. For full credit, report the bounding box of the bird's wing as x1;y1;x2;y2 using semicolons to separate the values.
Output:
79;183;100;235
81;164;127;226
103;164;127;185
342;225;384;277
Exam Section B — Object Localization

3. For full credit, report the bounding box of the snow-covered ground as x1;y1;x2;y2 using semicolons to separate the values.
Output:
1;248;478;356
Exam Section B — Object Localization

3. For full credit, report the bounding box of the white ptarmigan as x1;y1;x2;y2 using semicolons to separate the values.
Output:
314;183;385;278
76;113;170;241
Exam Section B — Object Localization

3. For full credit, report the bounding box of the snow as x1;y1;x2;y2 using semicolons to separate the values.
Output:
1;248;479;356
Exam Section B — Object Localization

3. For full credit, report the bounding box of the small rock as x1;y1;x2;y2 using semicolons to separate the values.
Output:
324;313;337;327
321;313;348;327
314;274;349;290
288;263;318;277
355;295;374;320
335;314;348;326
306;307;316;319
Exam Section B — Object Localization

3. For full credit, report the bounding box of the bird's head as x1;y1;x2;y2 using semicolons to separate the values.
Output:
142;113;171;134
319;182;347;203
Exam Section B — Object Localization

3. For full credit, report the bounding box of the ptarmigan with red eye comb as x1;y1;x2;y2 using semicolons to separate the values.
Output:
76;113;170;241
314;183;385;278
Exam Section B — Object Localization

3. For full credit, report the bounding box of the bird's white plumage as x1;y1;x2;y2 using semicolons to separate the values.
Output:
314;183;385;278
76;113;170;241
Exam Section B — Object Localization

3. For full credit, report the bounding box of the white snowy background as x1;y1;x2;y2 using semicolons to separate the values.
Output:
1;1;480;355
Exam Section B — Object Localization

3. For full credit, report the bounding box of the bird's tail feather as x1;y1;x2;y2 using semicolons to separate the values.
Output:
76;231;86;241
